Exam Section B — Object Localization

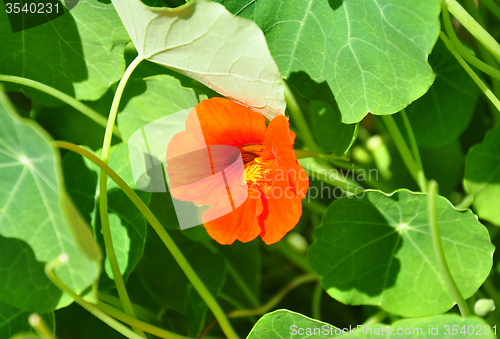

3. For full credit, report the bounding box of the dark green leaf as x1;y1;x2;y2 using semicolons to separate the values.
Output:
403;39;480;147
62;143;149;290
0;0;129;105
136;229;226;337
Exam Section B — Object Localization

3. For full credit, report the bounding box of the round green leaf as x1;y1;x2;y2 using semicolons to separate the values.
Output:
112;0;285;119
247;309;334;339
309;189;494;317
403;39;480;147
0;0;129;106
247;310;495;339
464;127;500;226
0;99;99;312
219;0;441;123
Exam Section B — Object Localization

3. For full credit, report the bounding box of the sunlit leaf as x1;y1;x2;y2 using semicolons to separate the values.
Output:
112;0;285;119
118;75;206;141
308;189;494;317
464;127;500;226
247;310;495;339
0;98;99;312
218;0;441;123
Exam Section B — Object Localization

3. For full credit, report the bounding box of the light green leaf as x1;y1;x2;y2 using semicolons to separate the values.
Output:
308;189;494;317
247;310;495;339
403;39;480;147
111;0;285;119
0;0;129;106
0;97;99;312
62;143;149;290
247;309;333;339
0;302;53;338
218;0;441;123
464;127;500;226
118;74;206;141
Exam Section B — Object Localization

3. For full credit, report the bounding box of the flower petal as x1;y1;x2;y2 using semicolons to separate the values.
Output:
264;115;309;199
195;98;267;146
259;164;303;245
202;190;263;244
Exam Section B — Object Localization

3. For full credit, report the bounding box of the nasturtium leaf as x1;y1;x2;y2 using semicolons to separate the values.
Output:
247;309;334;339
0;99;99;312
464;127;500;226
310;100;358;156
218;0;441;123
136;229;226;337
247;310;495;339
0;302;53;338
0;0;129;106
62;143;149;290
111;0;285;119
118;75;206;141
402;40;480;147
308;189;494;317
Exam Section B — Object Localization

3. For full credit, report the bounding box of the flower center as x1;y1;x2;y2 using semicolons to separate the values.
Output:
239;144;273;191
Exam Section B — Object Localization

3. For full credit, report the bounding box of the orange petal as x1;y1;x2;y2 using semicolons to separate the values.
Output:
264;115;309;199
196;98;267;146
259;164;303;245
202;190;263;245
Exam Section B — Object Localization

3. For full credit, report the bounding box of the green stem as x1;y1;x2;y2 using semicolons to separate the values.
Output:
440;33;500;114
0;75;121;139
45;255;145;339
98;55;144;336
228;274;318;318
311;281;323;321
55;142;239;339
442;3;500;82
427;180;471;318
445;0;500;63
96;302;189;339
29;314;56;339
98;292;157;323
400;109;427;192
282;80;321;153
362;310;388;325
455;194;474;210
381;115;424;191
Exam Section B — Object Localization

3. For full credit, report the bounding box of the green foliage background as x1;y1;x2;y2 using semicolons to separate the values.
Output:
0;0;500;338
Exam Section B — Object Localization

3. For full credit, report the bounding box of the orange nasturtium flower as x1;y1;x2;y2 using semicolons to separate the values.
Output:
166;97;309;245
